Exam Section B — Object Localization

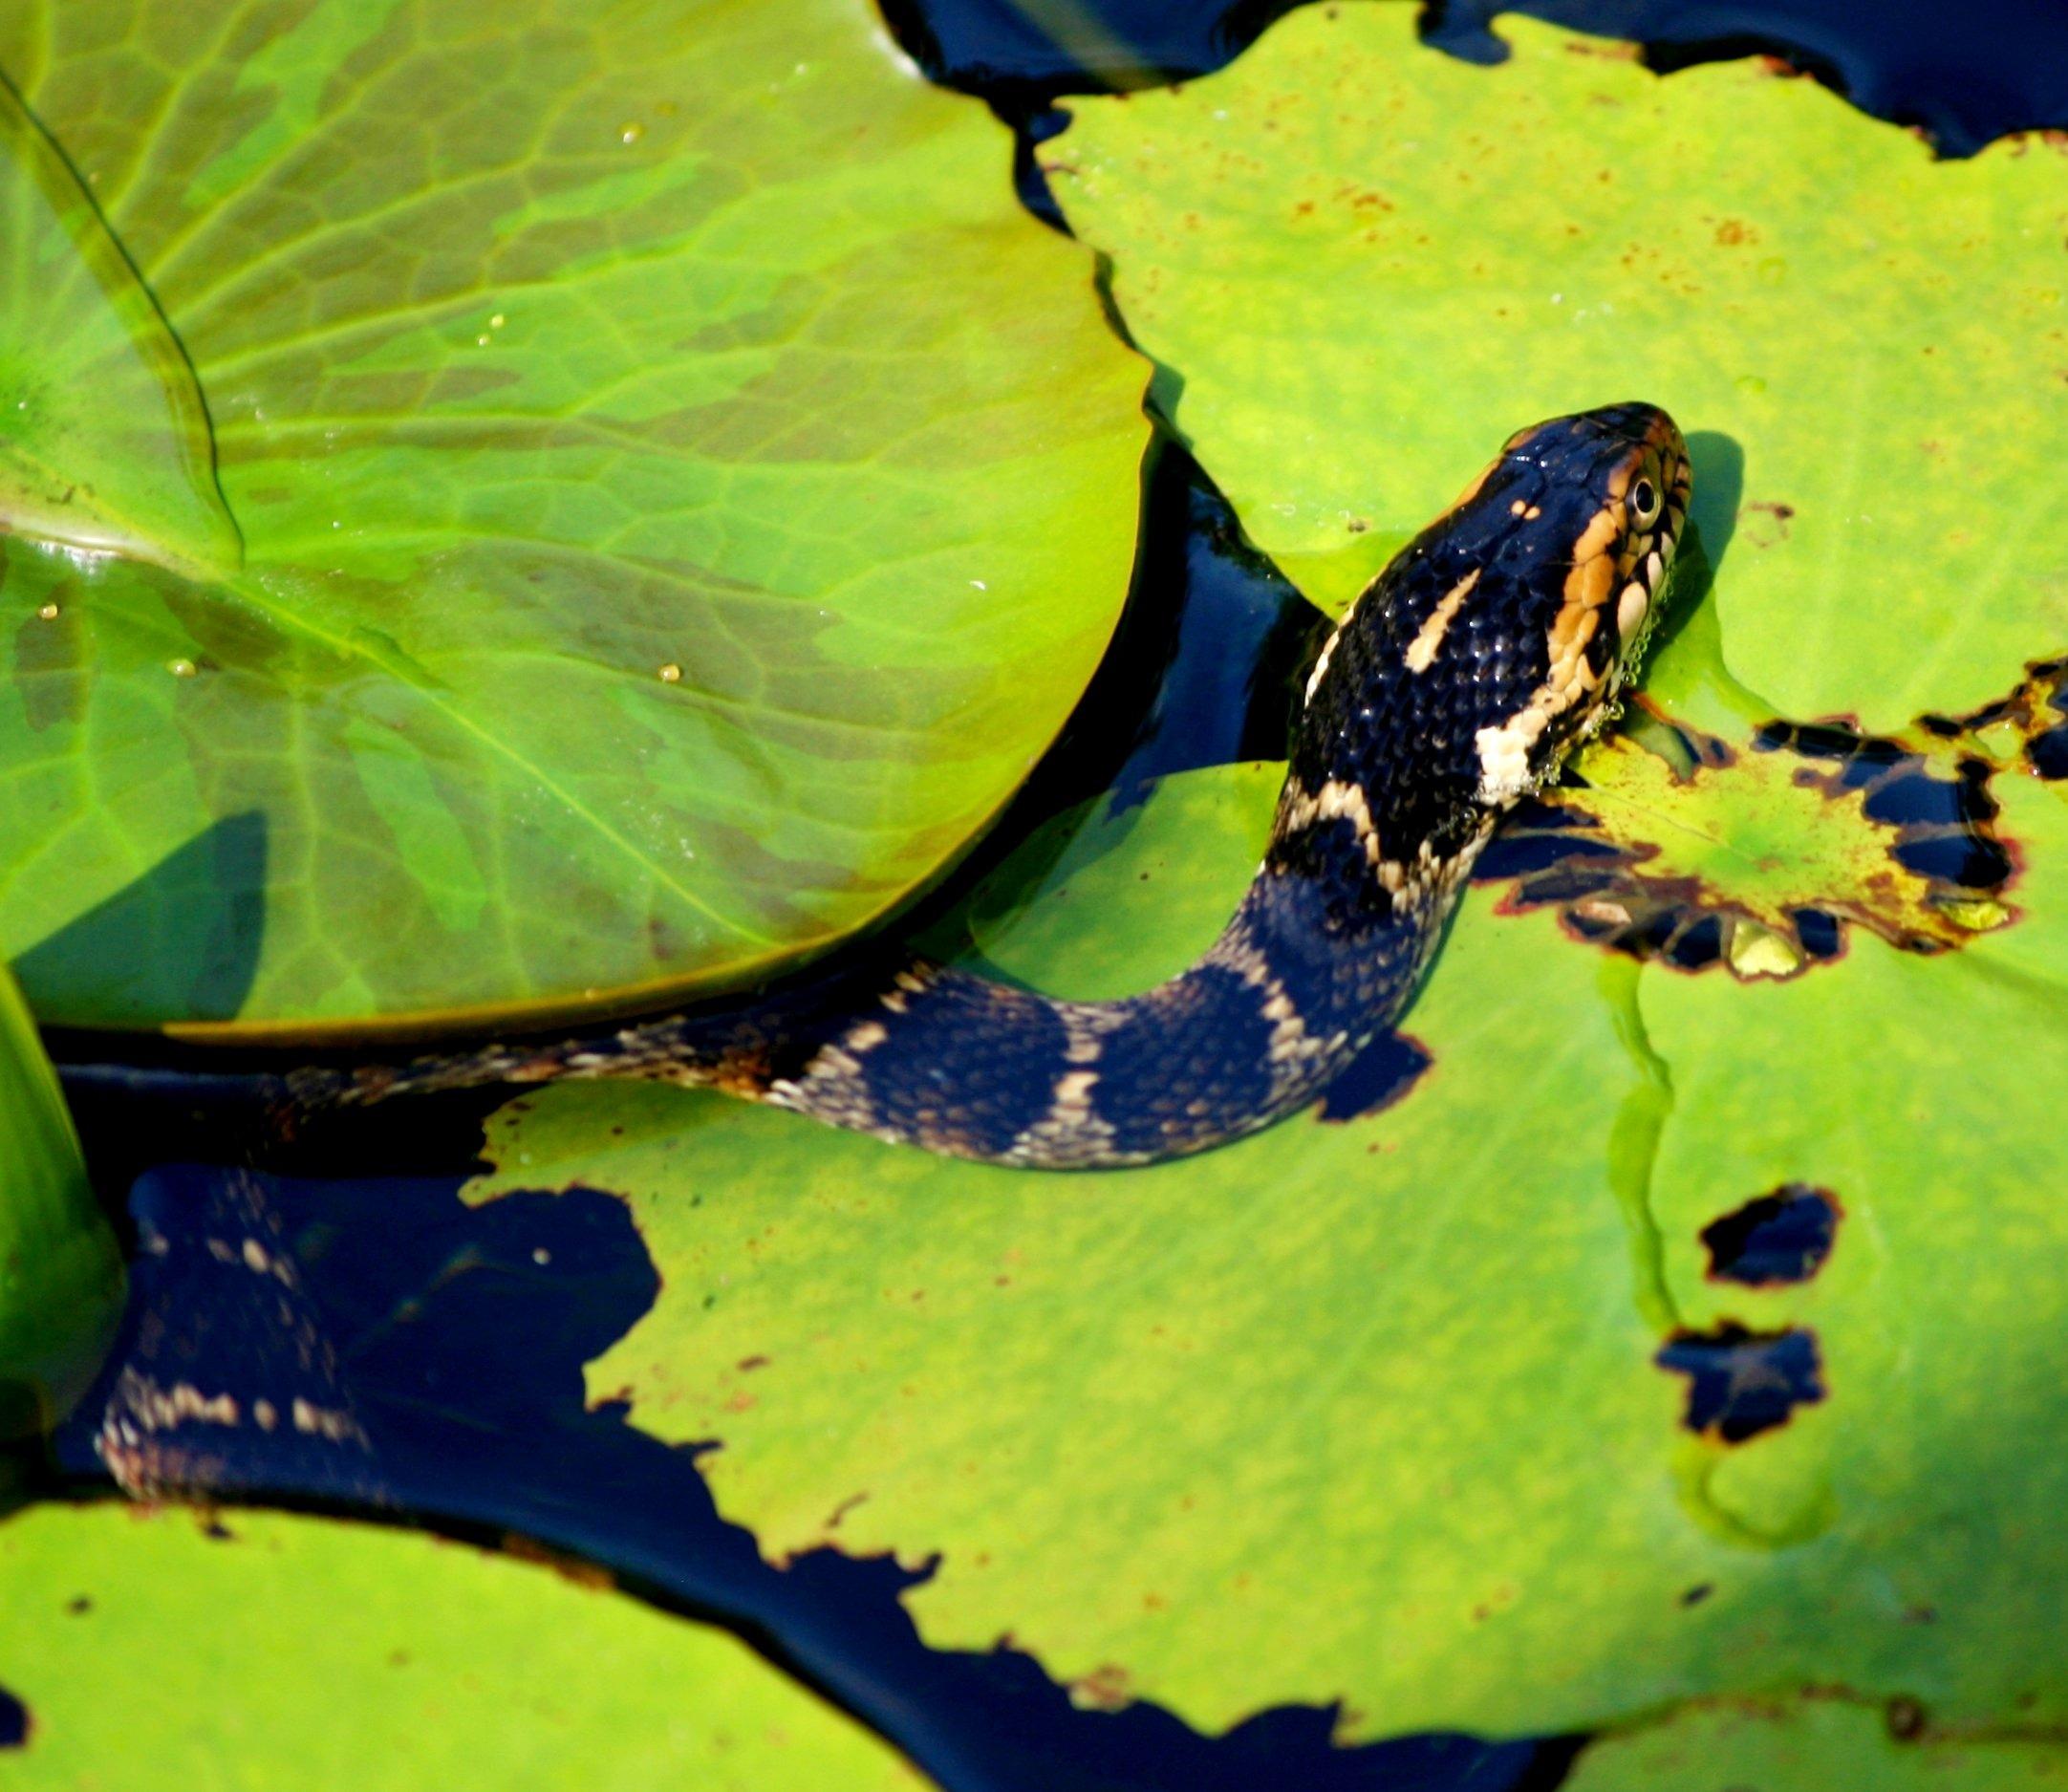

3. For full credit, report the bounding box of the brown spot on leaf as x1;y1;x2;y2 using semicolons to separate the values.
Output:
1740;499;1796;547
501;1533;615;1590
1070;1665;1132;1711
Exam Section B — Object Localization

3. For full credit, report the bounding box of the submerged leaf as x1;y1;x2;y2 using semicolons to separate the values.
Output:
468;757;2068;1744
0;1502;923;1788
0;0;1146;1032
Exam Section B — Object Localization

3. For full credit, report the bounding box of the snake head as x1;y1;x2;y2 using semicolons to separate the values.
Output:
1481;400;1691;771
1280;403;1690;892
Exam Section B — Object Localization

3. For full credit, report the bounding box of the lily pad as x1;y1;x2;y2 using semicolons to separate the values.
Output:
1041;7;2068;728
0;960;120;1438
467;748;2068;1747
0;1501;922;1788
0;0;1146;1035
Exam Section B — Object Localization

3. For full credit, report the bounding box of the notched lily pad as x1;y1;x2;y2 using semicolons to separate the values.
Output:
462;751;2068;1748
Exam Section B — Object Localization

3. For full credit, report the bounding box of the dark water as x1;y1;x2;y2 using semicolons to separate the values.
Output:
31;2;2068;1788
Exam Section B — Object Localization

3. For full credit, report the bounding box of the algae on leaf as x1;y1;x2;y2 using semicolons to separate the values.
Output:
0;1501;924;1789
1043;7;2068;729
0;0;1146;1034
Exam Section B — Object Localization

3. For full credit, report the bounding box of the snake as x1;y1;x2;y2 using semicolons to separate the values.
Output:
76;402;1690;1172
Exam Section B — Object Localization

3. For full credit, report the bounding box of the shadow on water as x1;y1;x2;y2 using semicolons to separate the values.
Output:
47;1164;1577;1792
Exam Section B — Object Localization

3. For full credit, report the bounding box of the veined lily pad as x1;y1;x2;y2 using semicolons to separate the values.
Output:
468;750;2068;1746
0;961;120;1438
0;0;1146;1034
1042;8;2068;730
0;1501;923;1788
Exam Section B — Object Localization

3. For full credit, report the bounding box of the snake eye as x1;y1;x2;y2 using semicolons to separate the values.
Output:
1629;477;1661;527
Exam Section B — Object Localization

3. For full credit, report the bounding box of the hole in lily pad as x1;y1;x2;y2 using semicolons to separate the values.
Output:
1701;1185;1840;1286
2029;723;2068;781
0;1687;27;1748
1655;1324;1825;1443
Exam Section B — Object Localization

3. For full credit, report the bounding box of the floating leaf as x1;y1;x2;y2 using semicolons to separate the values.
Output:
1042;8;2068;728
0;960;120;1438
0;0;1145;1033
468;755;2068;1745
0;1501;922;1788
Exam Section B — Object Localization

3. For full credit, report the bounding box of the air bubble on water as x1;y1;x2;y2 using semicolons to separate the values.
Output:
168;658;197;678
35;603;58;621
970;578;987;591
619;120;645;145
658;662;682;682
477;334;491;347
489;313;506;330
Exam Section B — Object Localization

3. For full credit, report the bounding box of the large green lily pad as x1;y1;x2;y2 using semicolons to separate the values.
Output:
0;961;120;1438
0;0;1145;1036
1042;7;2068;728
0;1501;922;1788
467;745;2068;1748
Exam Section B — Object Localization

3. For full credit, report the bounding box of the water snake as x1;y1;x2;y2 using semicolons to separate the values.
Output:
76;402;1691;1171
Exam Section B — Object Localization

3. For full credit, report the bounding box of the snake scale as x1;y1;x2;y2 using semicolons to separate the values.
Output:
78;403;1691;1171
